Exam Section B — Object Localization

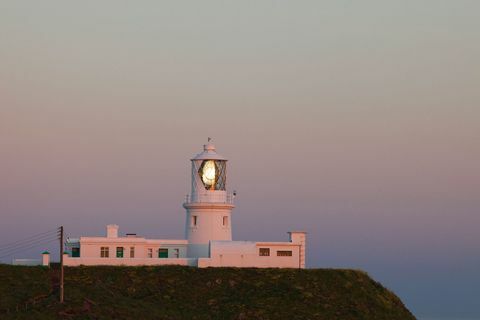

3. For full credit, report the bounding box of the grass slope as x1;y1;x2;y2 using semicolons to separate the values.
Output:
0;264;415;320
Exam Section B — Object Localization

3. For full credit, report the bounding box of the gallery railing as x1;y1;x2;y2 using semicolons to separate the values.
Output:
184;193;234;204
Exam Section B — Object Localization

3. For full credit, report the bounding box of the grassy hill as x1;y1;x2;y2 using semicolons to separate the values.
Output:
0;264;415;320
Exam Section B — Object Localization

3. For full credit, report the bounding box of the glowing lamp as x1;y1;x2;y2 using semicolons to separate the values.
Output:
202;160;216;188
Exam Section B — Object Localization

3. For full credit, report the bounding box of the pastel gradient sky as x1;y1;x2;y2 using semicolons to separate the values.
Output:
1;1;479;319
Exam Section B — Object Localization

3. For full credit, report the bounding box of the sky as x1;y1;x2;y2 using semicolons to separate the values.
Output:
1;1;479;318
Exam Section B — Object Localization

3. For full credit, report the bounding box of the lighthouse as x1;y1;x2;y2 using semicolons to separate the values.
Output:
61;139;306;268
183;139;235;258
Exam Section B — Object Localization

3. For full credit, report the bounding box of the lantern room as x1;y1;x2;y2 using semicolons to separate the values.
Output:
188;139;231;204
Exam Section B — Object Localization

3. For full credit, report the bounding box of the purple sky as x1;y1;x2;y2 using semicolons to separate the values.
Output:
1;1;479;319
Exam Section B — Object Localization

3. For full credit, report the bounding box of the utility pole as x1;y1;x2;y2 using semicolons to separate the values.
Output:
59;226;64;303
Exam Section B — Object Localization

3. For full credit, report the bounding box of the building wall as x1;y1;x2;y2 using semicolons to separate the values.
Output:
186;243;210;259
72;237;188;262
80;244;187;259
288;232;306;268
197;241;302;268
65;231;306;268
64;256;197;267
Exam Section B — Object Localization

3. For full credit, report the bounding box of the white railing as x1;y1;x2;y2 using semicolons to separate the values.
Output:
185;193;234;204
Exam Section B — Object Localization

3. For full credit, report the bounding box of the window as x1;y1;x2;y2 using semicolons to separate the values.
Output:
259;248;270;256
116;247;124;258
130;247;135;258
173;248;179;258
277;250;293;257
159;248;168;258
223;216;228;226
147;248;153;258
198;160;227;190
100;247;109;258
72;247;80;258
191;215;197;226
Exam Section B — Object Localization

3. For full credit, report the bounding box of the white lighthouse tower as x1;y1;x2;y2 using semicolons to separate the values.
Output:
183;139;235;258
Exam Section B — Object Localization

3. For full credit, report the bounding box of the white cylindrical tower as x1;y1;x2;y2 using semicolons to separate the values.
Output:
183;139;235;258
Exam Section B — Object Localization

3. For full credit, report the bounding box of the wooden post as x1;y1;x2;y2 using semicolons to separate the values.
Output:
59;226;64;303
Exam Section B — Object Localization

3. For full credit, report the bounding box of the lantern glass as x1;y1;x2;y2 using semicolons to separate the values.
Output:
198;160;226;190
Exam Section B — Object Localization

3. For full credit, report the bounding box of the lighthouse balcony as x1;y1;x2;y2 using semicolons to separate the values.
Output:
185;192;234;204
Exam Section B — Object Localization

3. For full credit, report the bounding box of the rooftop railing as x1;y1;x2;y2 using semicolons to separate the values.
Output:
185;193;234;204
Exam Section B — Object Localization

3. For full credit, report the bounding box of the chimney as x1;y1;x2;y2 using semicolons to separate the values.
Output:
106;224;119;238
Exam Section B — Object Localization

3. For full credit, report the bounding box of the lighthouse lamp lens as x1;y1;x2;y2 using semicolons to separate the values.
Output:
202;160;216;187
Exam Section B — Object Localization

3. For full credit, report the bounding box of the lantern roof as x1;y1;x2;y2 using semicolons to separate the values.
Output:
192;139;227;161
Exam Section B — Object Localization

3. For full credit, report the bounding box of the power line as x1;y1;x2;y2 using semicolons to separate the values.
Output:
0;233;60;253
0;228;58;247
0;232;59;251
0;238;58;260
0;229;58;251
0;228;61;260
0;236;59;257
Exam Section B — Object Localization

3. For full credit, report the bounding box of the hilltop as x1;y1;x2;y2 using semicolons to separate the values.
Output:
0;264;415;320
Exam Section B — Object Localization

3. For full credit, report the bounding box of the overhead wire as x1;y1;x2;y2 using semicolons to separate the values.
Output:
0;235;60;255
0;232;59;253
0;238;59;260
0;228;58;250
0;228;60;260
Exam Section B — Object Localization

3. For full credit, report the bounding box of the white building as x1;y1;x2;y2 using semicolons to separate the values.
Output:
63;140;306;268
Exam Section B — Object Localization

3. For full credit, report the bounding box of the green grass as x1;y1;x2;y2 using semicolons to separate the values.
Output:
0;264;415;319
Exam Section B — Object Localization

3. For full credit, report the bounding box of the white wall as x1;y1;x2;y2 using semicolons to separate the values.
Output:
288;232;306;268
73;237;188;260
64;257;197;267
198;241;302;268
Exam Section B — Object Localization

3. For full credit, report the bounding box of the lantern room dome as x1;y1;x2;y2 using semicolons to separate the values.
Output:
192;140;227;161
